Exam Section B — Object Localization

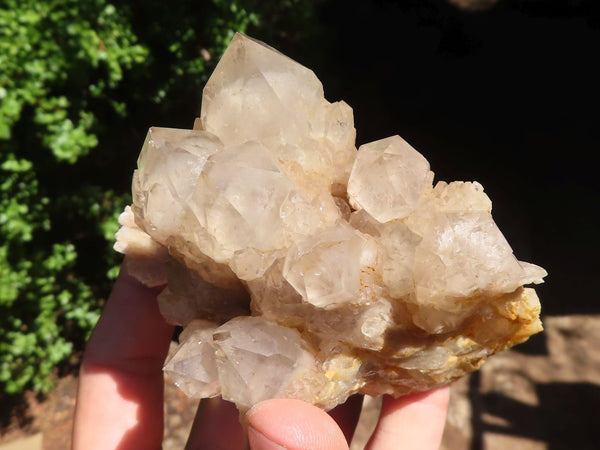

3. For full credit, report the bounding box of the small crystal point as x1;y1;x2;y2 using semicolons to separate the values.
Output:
163;320;220;398
348;136;432;222
213;316;323;411
116;33;546;413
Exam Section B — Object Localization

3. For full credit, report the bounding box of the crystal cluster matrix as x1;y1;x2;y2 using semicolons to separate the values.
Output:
115;33;546;412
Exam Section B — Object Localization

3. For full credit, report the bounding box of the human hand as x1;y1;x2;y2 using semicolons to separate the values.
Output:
72;263;449;449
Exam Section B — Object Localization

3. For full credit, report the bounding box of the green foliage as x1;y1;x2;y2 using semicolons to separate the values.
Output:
0;0;147;162
0;0;318;394
0;0;146;393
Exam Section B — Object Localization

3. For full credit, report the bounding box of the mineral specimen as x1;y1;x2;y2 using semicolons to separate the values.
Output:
114;33;546;412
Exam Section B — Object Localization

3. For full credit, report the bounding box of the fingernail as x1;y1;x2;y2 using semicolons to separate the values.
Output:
247;426;287;450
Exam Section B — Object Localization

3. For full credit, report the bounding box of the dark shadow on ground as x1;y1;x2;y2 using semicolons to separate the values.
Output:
0;393;33;432
470;371;600;449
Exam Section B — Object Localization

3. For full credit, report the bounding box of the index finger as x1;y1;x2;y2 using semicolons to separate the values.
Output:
366;386;450;450
72;263;173;449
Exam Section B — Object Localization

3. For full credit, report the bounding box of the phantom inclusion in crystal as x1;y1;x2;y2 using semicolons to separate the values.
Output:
115;33;547;412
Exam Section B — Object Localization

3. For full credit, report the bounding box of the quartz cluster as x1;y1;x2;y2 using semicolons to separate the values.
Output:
115;33;546;412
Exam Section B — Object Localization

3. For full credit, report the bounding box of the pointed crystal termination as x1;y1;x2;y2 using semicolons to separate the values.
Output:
114;33;547;413
348;136;432;223
163;320;220;399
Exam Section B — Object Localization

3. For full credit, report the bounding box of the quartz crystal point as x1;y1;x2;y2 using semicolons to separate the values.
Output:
115;33;547;413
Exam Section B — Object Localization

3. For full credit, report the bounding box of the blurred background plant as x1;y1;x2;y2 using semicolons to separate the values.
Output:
0;0;318;395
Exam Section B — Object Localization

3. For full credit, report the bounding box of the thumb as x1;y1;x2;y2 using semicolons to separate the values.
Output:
246;399;349;450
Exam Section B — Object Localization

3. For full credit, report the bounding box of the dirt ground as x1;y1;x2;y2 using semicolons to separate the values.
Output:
1;315;598;449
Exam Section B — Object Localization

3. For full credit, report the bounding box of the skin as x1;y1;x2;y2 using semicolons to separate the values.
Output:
72;263;449;449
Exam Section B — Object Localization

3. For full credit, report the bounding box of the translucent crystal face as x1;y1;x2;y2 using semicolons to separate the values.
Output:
115;33;547;413
348;136;432;222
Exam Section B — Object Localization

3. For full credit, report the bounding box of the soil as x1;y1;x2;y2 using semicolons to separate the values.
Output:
1;315;598;449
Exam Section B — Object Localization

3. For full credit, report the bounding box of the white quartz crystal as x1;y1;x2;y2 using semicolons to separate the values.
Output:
163;320;220;399
115;33;547;412
348;136;432;222
213;317;322;411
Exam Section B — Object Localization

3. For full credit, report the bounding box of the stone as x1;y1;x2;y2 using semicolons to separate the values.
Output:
114;33;547;413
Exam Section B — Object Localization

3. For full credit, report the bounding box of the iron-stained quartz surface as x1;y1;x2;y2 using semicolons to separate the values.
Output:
115;33;546;412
